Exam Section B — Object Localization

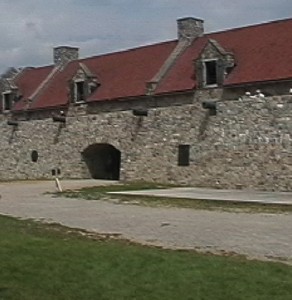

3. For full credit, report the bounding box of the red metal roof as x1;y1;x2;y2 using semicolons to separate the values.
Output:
19;41;177;110
13;66;54;111
213;18;292;86
9;18;292;111
28;63;80;110
156;18;292;94
155;38;207;94
86;41;177;102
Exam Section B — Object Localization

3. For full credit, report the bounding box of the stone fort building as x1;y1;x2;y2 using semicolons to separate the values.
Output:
0;17;291;191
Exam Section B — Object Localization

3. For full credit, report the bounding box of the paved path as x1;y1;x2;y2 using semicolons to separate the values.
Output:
0;180;291;264
110;187;292;205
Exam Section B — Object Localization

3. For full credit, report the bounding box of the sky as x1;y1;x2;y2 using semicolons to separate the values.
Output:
0;0;291;73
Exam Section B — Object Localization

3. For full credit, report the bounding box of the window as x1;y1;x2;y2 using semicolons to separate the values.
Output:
178;145;190;166
2;92;13;111
51;168;61;176
31;150;39;162
204;60;217;86
74;81;86;103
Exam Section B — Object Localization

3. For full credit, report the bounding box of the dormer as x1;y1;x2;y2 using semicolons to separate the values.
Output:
0;68;22;113
195;39;235;88
70;63;99;104
1;79;19;112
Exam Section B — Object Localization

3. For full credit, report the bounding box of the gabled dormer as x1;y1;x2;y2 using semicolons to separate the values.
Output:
1;78;19;112
195;39;235;88
70;63;99;104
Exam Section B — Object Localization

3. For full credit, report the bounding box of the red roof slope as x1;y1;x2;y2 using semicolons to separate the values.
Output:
23;41;177;110
156;18;292;94
216;18;292;85
86;41;177;102
10;18;292;111
28;63;80;110
13;66;54;111
155;38;207;94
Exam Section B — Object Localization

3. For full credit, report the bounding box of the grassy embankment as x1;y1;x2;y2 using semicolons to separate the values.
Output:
0;215;291;299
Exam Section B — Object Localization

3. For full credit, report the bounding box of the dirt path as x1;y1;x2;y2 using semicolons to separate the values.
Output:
0;180;291;264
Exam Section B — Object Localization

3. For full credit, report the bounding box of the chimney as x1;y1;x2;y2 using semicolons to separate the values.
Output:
177;17;204;41
53;46;79;66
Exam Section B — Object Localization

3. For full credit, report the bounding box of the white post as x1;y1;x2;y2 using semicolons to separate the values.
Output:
55;177;63;192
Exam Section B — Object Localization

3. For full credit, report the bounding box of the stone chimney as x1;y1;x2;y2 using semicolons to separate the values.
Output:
53;46;79;66
177;17;204;41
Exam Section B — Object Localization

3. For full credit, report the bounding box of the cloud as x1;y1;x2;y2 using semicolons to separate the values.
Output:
0;0;291;72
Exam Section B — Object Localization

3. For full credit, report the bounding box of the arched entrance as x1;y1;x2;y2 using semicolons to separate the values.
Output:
82;144;121;180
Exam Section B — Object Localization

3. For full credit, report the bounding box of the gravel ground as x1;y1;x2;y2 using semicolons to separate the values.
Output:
0;180;291;264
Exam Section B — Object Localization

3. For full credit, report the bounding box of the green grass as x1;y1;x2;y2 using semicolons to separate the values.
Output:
58;183;292;214
55;181;173;199
0;215;291;299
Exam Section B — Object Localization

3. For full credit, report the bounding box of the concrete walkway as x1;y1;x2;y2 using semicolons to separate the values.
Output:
110;187;292;205
0;180;291;264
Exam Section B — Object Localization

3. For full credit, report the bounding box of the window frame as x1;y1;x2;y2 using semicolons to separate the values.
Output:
74;80;87;103
2;91;13;112
203;59;218;88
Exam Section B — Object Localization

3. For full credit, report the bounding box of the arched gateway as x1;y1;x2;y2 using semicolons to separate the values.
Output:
82;144;121;180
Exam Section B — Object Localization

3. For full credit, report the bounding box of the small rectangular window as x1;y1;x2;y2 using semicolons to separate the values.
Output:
205;60;217;86
75;81;85;102
178;145;190;166
2;92;13;111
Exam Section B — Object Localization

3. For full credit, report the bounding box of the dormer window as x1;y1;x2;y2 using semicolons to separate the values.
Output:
71;79;99;104
74;80;86;103
204;60;218;86
195;39;235;89
70;63;99;104
2;91;13;112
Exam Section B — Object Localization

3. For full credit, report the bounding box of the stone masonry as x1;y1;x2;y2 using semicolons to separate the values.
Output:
0;92;291;191
53;46;79;66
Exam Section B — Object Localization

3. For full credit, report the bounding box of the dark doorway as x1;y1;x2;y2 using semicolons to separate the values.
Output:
82;144;121;180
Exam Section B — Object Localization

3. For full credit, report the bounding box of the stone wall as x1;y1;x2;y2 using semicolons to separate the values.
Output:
0;93;291;191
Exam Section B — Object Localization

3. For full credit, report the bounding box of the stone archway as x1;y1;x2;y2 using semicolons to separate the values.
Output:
82;143;121;180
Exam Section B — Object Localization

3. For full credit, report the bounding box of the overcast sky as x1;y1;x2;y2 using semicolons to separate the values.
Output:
0;0;291;73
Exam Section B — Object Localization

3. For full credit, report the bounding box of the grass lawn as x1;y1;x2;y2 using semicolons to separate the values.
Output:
0;215;291;299
58;182;292;214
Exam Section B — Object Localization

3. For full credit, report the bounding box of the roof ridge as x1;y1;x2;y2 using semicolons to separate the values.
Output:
78;39;178;63
206;17;292;37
